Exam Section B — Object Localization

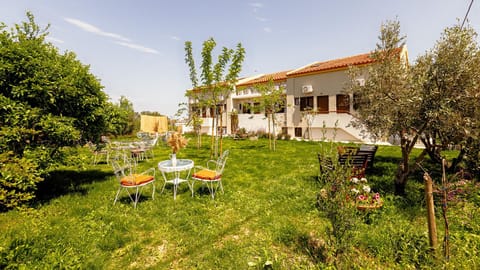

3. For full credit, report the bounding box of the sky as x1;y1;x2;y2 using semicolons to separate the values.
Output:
1;0;479;117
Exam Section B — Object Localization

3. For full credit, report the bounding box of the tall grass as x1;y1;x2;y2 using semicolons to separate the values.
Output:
0;137;479;269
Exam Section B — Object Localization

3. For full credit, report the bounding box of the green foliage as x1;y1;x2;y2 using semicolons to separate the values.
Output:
0;12;109;148
0;152;42;211
251;79;286;151
347;19;480;193
184;37;246;157
347;19;419;195
0;12;111;208
316;154;363;266
104;96;136;136
415;24;480;172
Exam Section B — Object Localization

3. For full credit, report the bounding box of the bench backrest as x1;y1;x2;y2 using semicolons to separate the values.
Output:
357;145;378;168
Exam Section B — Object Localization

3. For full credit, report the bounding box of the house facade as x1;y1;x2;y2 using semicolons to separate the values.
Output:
186;46;409;143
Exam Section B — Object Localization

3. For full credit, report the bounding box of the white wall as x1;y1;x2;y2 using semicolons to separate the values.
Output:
237;113;285;134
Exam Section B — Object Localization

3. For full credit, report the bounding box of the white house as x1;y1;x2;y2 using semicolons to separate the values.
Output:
186;46;409;143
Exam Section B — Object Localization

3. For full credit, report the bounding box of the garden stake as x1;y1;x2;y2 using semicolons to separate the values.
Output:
442;159;450;261
423;172;437;250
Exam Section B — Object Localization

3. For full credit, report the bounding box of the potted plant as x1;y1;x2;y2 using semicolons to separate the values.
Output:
167;132;188;166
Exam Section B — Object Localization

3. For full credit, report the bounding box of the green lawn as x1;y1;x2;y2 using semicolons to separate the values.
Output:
1;137;479;269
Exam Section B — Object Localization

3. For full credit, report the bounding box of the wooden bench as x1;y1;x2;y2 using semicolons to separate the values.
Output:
338;154;369;179
357;145;378;169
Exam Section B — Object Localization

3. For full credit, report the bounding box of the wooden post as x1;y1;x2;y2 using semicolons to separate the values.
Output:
424;172;437;250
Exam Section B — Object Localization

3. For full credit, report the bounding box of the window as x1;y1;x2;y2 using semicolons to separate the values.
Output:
353;93;361;111
294;97;300;106
275;102;285;113
242;103;251;114
336;94;350;113
300;96;314;111
191;106;200;116
294;127;302;137
317;96;329;113
281;127;288;135
253;102;261;114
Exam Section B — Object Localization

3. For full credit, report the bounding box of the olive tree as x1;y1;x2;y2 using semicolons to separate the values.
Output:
348;20;421;195
348;19;480;195
414;24;480;173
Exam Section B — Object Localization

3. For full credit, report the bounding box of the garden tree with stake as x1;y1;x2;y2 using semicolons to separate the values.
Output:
251;79;286;151
0;12;110;210
184;37;245;158
176;102;203;148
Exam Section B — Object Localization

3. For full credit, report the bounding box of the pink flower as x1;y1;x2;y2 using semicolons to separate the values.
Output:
373;193;380;201
357;195;368;201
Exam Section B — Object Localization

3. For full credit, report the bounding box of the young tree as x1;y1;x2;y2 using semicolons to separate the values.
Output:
252;79;286;151
184;38;245;157
176;102;203;148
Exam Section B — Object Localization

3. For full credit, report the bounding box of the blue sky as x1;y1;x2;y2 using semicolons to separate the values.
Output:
1;1;478;117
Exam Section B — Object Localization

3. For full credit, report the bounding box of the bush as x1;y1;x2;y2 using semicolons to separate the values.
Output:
0;152;43;211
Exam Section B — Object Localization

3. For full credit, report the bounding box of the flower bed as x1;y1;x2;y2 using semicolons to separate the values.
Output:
349;177;383;210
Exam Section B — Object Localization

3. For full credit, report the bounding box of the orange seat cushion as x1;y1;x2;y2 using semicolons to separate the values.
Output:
193;169;221;180
121;174;154;186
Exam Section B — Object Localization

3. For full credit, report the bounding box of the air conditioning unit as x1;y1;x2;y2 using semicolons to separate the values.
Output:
356;78;365;86
302;85;313;93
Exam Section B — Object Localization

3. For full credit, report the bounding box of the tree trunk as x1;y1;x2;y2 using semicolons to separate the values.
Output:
210;106;215;158
272;114;276;151
394;132;420;195
268;113;272;150
421;134;443;164
219;107;223;156
394;165;408;196
450;147;466;173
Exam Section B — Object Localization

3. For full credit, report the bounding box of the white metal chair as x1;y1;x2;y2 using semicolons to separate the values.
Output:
88;141;111;165
111;157;156;208
192;150;229;199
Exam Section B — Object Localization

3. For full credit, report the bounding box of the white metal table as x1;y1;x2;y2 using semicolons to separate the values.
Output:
158;159;194;199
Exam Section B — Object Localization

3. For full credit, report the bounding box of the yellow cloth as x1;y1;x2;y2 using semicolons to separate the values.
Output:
193;169;220;180
121;174;154;186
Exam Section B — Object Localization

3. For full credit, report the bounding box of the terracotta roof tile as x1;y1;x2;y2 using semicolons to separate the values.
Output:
287;52;375;77
236;70;290;87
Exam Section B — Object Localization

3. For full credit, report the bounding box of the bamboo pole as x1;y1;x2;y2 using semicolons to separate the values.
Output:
424;172;437;250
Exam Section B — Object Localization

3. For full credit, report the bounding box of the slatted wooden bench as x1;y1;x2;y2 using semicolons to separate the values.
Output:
357;145;378;169
338;154;369;179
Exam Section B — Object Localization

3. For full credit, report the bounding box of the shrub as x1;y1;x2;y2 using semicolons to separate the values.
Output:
0;152;43;211
316;154;362;265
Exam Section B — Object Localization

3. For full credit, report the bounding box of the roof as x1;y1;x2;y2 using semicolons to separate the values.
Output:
236;70;290;87
287;52;375;77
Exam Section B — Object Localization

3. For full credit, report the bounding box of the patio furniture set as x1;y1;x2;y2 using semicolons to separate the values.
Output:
90;134;161;165
111;149;229;208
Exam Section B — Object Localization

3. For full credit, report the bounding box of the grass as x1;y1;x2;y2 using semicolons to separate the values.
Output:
1;136;480;269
